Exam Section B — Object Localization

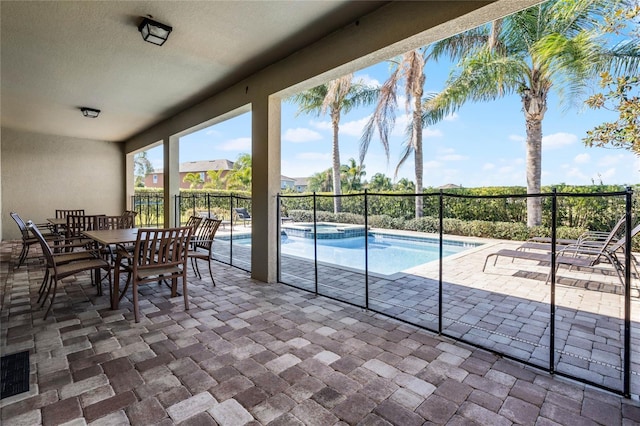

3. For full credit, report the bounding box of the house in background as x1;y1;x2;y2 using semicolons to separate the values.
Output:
280;175;296;191
145;159;234;189
146;160;309;192
293;177;308;192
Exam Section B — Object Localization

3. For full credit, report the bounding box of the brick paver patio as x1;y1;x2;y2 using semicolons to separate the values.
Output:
2;238;640;425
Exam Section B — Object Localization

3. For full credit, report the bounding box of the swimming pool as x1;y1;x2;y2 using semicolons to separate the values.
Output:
233;232;481;275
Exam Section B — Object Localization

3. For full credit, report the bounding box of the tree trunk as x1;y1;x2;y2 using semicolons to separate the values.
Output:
413;75;425;219
522;76;547;227
331;108;342;213
525;117;542;226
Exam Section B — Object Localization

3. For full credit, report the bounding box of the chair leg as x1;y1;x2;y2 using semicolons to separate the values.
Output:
16;243;29;268
207;259;215;287
40;275;54;308
191;257;201;279
43;278;59;320
37;269;50;302
182;275;189;311
133;281;139;323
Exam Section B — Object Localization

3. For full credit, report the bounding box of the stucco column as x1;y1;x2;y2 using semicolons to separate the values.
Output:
125;152;134;210
164;136;180;227
251;96;281;283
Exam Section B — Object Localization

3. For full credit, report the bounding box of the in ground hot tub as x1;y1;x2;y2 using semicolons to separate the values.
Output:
281;222;366;239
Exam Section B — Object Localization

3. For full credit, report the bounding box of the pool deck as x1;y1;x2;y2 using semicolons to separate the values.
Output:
2;234;640;425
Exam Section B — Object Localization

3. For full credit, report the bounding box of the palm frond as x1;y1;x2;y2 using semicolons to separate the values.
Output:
359;69;399;163
429;26;489;61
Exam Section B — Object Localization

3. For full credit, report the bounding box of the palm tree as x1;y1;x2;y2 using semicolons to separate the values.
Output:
225;153;252;191
341;158;366;192
360;48;432;218
307;168;333;192
183;172;204;189
134;151;154;187
290;74;377;213
427;0;639;226
204;169;227;190
368;173;393;191
394;177;415;192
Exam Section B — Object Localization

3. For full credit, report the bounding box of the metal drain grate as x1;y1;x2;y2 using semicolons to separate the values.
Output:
1;351;30;399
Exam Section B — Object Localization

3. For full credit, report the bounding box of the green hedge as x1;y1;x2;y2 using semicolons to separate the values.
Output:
288;210;589;242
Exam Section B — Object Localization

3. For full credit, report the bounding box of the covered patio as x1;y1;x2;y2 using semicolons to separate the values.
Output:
2;239;639;424
3;1;639;424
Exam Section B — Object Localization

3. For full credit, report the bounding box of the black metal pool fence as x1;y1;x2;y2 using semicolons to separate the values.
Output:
133;188;637;397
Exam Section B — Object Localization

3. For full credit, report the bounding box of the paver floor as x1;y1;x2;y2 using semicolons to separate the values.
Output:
1;239;640;425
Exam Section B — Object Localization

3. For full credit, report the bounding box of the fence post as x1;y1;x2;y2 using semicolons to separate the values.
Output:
364;190;369;310
313;192;318;295
624;186;632;397
174;194;180;227
277;194;281;283
438;190;443;335
229;195;234;266
550;188;557;375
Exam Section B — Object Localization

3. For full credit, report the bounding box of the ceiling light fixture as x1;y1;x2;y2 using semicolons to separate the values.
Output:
80;107;100;118
138;17;172;46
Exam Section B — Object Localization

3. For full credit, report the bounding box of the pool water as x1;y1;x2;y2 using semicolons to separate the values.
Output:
234;233;479;275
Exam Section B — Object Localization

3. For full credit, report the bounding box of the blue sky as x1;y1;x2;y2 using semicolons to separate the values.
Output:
145;59;640;188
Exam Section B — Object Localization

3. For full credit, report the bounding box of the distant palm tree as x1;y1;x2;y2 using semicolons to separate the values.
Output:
427;0;639;226
290;74;377;212
341;158;366;192
226;153;252;191
368;173;393;191
360;49;434;218
183;172;204;189
134;151;154;187
204;169;227;190
308;168;333;192
394;178;415;192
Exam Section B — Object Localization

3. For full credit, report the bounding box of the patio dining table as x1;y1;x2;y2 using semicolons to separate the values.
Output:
83;228;139;310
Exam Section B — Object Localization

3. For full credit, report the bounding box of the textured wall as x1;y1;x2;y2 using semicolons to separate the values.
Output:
1;127;125;240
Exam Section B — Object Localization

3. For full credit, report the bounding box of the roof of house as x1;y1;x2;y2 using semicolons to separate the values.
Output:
152;159;235;175
294;177;309;186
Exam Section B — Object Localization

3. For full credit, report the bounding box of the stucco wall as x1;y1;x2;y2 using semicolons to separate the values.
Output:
1;127;125;240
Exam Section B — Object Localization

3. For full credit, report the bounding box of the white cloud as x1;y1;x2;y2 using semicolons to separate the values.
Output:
424;160;442;169
218;137;251;151
283;128;323;143
574;153;590;164
443;112;459;122
598;154;625;167
509;134;525;142
566;167;588;180
340;116;370;136
309;119;331;131
597;168;617;182
355;74;380;87
542;132;577;149
205;129;222;136
498;165;515;174
483;163;495;170
423;128;443;138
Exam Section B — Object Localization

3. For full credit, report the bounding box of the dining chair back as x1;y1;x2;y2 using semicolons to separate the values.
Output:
28;222;110;319
185;215;203;232
55;209;85;219
188;218;222;285
10;212;60;268
122;210;138;227
96;215;135;230
115;226;193;322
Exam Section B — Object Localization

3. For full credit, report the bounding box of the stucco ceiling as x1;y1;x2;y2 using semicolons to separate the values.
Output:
1;1;388;142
